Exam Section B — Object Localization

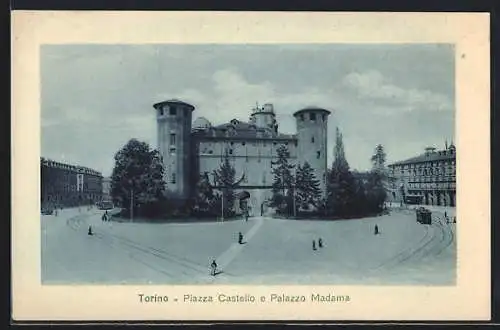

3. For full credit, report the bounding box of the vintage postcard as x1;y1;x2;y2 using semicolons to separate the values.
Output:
12;11;490;321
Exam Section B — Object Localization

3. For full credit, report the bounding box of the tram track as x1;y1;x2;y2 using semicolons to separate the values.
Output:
372;223;434;271
372;212;455;273
428;215;455;258
65;212;223;280
65;212;178;279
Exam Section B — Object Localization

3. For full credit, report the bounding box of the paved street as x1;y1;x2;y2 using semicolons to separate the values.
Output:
41;207;456;285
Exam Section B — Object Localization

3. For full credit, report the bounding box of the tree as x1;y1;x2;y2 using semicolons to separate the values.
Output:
371;144;387;175
192;171;217;215
295;162;322;210
212;150;245;217
270;145;295;216
332;127;350;174
366;144;388;212
365;170;387;212
327;127;357;216
353;176;368;213
110;139;166;217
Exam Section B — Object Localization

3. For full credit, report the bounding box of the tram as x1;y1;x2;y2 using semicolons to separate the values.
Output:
416;207;432;225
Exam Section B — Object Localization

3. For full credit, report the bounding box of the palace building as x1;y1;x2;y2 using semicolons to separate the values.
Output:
387;143;456;207
40;157;103;209
154;99;331;215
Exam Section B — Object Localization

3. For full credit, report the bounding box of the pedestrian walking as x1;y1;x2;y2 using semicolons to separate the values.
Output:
374;224;379;235
312;240;317;251
318;238;323;248
210;259;218;276
88;225;93;236
238;232;243;244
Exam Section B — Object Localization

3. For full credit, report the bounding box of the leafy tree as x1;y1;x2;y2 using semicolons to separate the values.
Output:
192;171;217;215
110;139;166;217
365;170;387;212
365;144;388;212
270;145;295;216
353;176;368;212
371;144;387;175
212;150;244;217
295;162;322;210
327;127;357;216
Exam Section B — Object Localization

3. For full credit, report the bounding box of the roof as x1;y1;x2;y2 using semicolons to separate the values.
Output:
192;119;296;140
153;99;195;110
293;107;331;117
40;157;103;176
193;117;212;129
389;149;456;166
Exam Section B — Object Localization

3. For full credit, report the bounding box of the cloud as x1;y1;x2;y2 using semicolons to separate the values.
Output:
170;68;339;128
342;70;453;113
41;45;455;176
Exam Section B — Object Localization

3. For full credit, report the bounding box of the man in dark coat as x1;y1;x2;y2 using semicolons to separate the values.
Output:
210;259;218;276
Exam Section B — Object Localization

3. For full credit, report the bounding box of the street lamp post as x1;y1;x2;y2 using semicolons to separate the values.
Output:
212;173;224;222
128;179;135;222
293;169;297;218
221;189;224;222
130;187;134;222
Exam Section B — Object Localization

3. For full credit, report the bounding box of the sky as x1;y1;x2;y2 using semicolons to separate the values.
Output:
41;44;455;177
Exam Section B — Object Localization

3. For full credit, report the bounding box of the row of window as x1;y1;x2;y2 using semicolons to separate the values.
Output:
406;182;456;189
199;140;297;148
199;149;322;159
159;106;188;117
395;167;456;176
169;136;317;149
197;137;316;153
43;181;102;191
43;193;101;202
392;160;455;170
299;113;327;122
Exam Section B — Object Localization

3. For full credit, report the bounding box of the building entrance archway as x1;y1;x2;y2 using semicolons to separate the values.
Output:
236;190;251;216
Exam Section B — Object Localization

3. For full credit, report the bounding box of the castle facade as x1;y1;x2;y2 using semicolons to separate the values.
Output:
153;99;331;215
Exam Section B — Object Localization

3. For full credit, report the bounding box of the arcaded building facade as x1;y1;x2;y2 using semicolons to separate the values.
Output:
40;157;103;209
153;99;331;215
387;144;456;207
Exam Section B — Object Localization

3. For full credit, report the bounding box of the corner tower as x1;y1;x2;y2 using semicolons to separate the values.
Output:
153;99;195;202
293;107;331;197
249;103;278;133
